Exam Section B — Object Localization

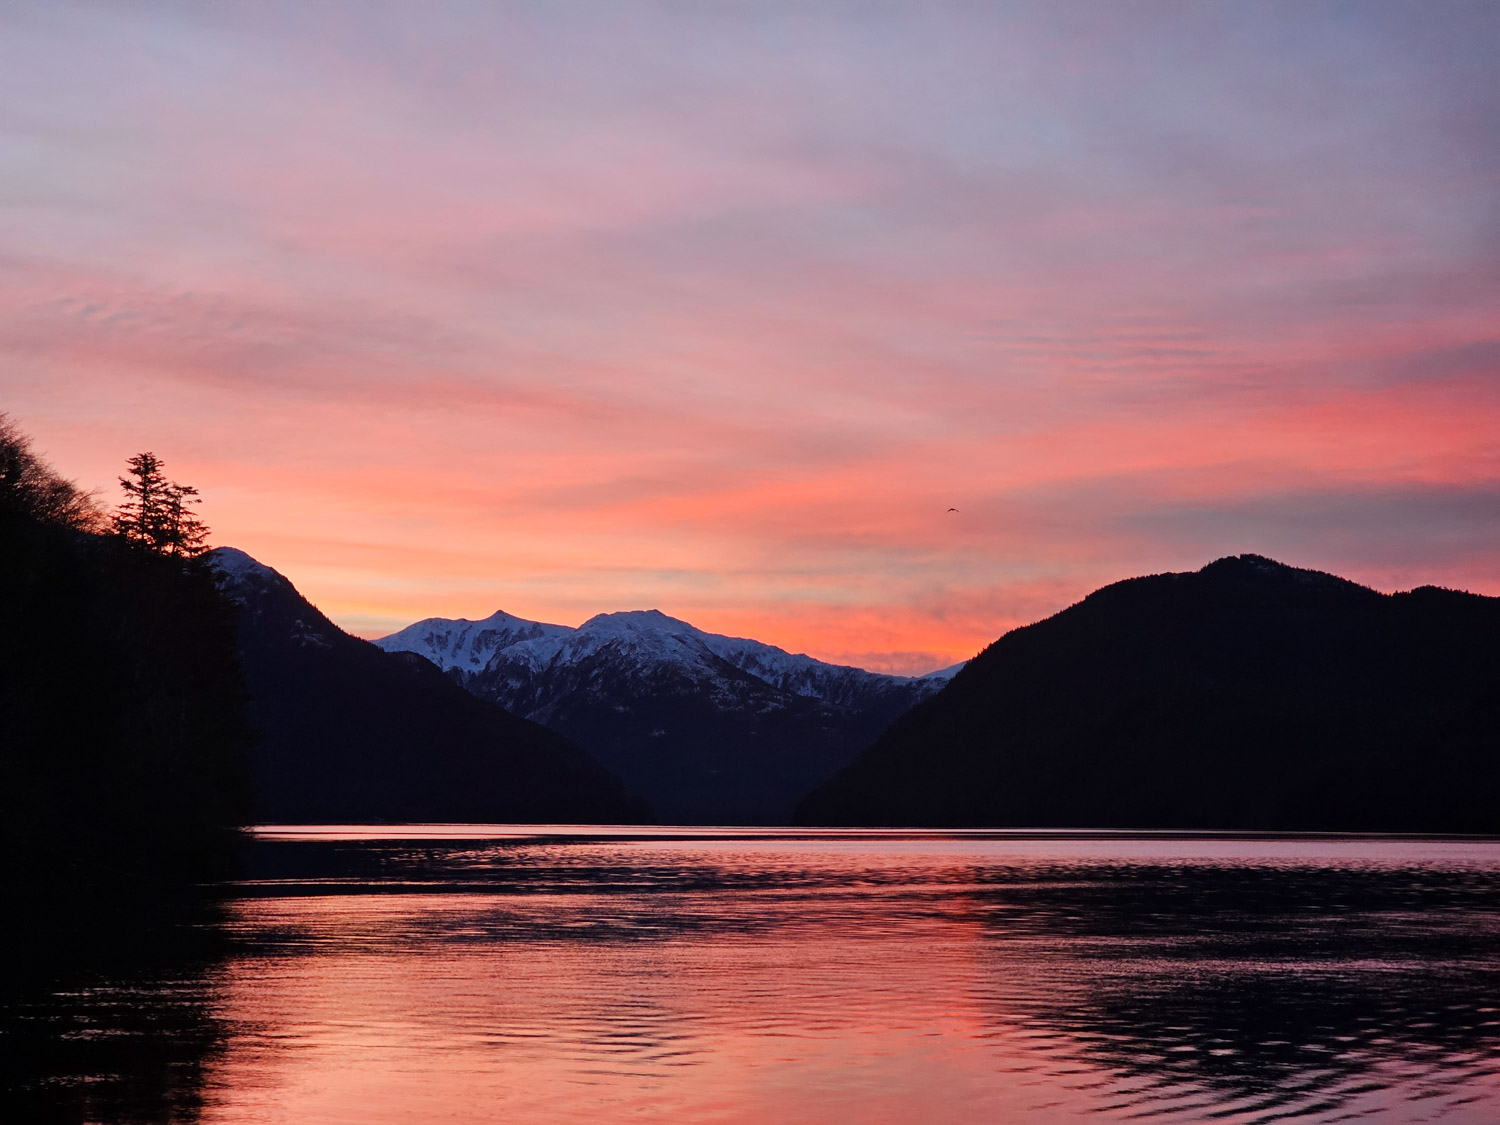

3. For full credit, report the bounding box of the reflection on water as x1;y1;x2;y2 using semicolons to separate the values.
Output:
1;900;229;1125
5;829;1499;1123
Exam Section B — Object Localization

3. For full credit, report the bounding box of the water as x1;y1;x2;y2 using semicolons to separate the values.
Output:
6;828;1500;1123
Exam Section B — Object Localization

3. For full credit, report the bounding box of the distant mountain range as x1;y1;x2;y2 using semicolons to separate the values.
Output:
798;555;1500;832
376;607;956;823
211;549;647;825
209;546;1495;833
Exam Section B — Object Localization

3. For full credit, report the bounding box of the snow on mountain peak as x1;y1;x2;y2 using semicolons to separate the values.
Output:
209;546;278;584
208;547;293;606
577;609;700;638
375;609;572;672
375;601;949;710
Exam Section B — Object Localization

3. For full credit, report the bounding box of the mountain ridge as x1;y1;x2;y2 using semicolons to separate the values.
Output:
797;554;1500;831
379;606;961;685
376;604;959;824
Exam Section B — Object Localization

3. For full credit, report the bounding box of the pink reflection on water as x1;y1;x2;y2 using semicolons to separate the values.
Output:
197;832;1500;1124
205;896;1043;1123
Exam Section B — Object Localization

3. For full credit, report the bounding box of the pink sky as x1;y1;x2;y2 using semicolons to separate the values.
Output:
4;3;1498;673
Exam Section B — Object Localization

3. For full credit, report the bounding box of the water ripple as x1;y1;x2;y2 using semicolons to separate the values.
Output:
5;831;1498;1123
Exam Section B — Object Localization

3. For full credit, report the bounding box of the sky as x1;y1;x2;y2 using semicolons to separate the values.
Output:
3;1;1498;674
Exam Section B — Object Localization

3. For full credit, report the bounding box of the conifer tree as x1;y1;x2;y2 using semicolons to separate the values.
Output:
114;451;169;548
163;481;210;558
114;452;211;556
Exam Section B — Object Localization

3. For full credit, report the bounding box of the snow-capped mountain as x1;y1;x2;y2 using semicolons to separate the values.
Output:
381;606;951;698
378;609;574;674
376;607;962;824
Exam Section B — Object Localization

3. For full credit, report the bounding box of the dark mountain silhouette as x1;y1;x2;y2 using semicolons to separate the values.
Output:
211;549;649;824
2;517;252;892
798;555;1500;831
464;636;920;825
2;414;250;1025
377;609;950;824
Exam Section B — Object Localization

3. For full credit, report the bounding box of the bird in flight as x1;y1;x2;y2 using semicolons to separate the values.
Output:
947;507;959;512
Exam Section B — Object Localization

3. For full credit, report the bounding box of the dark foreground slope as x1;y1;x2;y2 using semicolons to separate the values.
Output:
1;514;251;911
798;556;1500;831
213;550;648;824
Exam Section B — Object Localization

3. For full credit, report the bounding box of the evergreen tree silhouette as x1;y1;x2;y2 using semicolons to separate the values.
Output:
114;452;210;556
163;481;209;558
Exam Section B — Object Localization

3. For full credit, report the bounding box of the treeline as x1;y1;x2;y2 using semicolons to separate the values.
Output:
0;415;251;940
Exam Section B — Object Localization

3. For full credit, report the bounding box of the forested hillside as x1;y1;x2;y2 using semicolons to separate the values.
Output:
0;418;251;937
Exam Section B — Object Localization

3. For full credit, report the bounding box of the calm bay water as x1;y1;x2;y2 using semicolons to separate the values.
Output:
6;828;1500;1123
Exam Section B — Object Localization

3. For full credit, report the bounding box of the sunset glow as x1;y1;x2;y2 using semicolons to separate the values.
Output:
4;3;1497;672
